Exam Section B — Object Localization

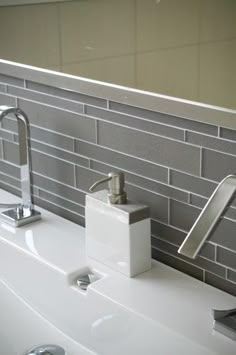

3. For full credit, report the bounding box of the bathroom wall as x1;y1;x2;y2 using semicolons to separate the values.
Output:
0;0;235;109
0;70;235;296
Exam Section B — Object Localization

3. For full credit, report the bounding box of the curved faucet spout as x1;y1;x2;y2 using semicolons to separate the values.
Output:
0;105;32;211
178;174;236;259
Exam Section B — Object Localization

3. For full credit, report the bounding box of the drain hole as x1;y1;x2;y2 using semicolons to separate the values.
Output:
76;272;100;291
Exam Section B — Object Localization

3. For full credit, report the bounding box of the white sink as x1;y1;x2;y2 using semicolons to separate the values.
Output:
0;189;235;355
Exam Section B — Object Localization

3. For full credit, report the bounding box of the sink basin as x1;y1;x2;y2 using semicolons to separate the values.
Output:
0;188;235;355
0;278;92;355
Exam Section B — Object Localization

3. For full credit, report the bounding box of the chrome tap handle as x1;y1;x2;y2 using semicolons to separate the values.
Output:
178;174;236;259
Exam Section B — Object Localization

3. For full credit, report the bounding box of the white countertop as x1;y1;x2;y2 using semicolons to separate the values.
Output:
0;189;235;355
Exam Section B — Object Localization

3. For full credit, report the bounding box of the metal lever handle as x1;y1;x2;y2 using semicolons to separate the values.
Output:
89;176;112;192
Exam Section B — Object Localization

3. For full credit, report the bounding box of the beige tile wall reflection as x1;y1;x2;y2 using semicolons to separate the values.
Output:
63;55;135;87
0;0;235;109
0;4;60;68
137;45;199;101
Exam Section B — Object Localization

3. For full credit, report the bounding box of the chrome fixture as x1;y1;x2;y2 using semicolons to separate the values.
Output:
212;308;236;341
0;106;41;227
178;174;236;259
89;171;127;204
25;344;66;355
77;272;99;291
177;175;236;341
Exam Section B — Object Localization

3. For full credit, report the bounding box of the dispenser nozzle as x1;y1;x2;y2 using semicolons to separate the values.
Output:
89;172;127;204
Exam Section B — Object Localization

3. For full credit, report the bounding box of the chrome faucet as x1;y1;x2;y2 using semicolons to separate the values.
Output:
178;175;236;341
0;105;41;227
178;174;236;258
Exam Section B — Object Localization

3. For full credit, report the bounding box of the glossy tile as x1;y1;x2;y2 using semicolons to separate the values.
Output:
199;40;236;109
136;0;199;52
200;0;236;42
7;86;84;114
18;99;96;143
153;237;225;277
86;105;184;141
109;101;218;136
202;149;236;181
170;200;201;231
60;0;135;63
0;73;24;87
137;46;199;101
63;55;135;88
32;173;85;206
74;139;168;183
217;246;236;269
0;4;60;67
97;121;201;175
26;81;107;108
205;272;236;296
170;169;217;197
211;218;236;252
91;160;189;203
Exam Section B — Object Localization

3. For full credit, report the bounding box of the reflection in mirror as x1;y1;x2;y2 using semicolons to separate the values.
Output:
0;0;235;110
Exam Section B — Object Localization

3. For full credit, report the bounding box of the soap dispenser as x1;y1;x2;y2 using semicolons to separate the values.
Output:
85;172;151;277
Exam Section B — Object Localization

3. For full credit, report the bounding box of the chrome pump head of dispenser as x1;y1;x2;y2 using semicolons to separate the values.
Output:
89;171;127;204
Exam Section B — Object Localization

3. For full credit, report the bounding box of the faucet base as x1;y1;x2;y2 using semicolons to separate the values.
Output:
0;208;41;227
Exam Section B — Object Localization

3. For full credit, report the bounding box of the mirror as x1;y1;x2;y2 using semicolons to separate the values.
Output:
0;0;235;111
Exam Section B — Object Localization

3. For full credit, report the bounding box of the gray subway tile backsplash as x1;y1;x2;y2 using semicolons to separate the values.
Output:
0;73;24;87
190;194;207;208
151;220;187;246
0;171;20;189
0;159;20;179
31;140;89;168
31;150;75;186
0;92;16;107
0;69;235;296
30;126;74;151
7;85;84;114
202;149;236;182
210;218;236;252
74;139;168;183
220;127;236;142
18;99;97;143
109;101;218;136
32;173;85;206
0;128;15;142
227;269;236;283
98;121;201;175
186;130;236;156
86;105;185;141
0;84;6;93
90;160;189;203
26;80;108;108
205;272;236;297
170;200;201;231
152;237;226;278
217;247;236;270
170;170;217;198
34;195;85;227
38;189;85;217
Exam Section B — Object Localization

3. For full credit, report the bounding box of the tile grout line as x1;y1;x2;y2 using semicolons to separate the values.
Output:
199;147;203;177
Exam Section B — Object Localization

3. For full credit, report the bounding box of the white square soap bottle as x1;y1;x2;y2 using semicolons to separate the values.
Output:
86;172;151;277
